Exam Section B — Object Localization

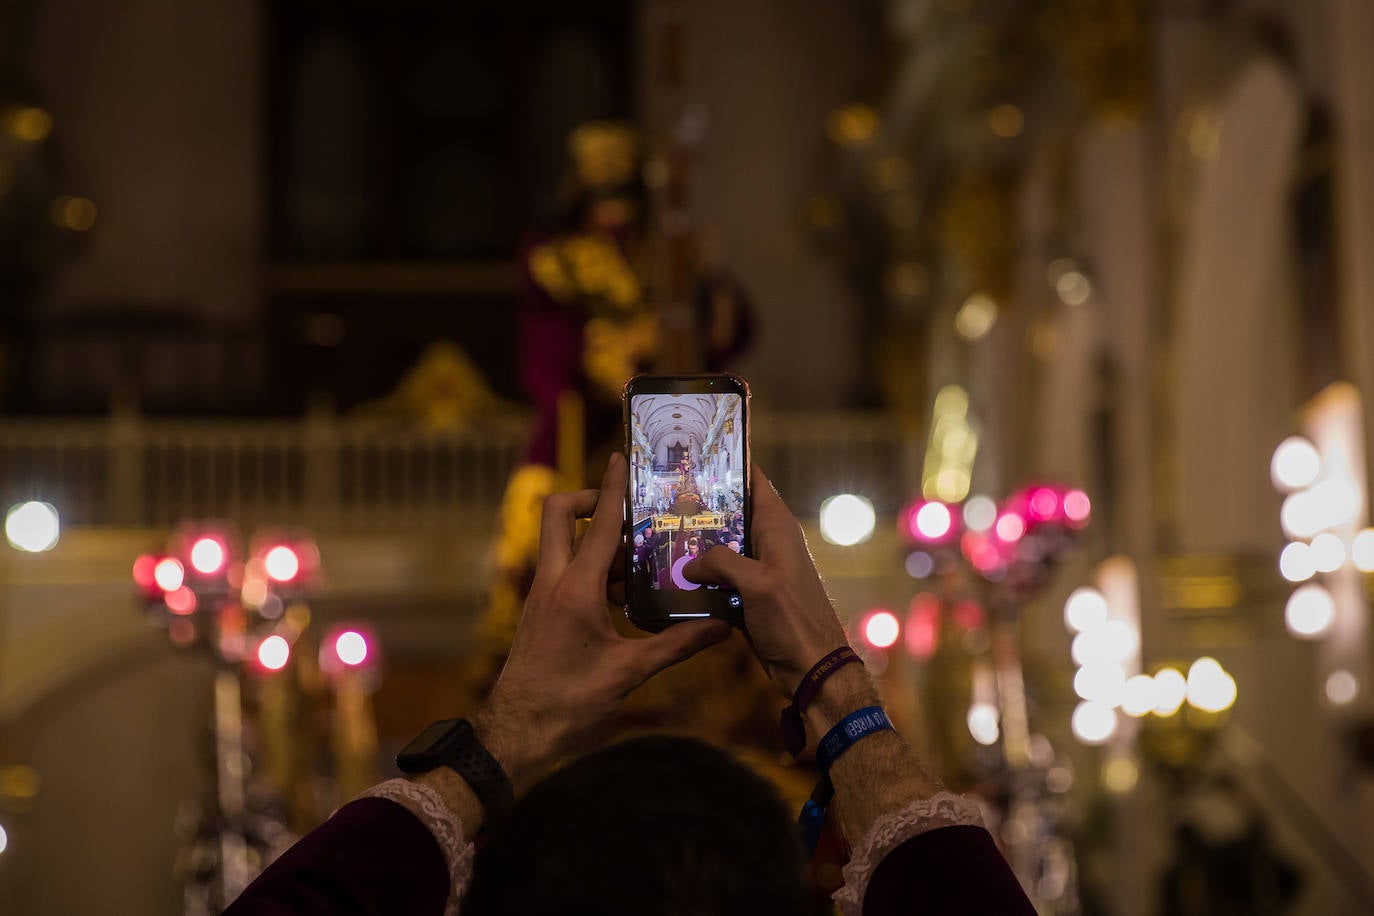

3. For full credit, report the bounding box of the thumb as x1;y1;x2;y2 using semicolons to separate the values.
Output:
629;619;732;686
683;543;766;590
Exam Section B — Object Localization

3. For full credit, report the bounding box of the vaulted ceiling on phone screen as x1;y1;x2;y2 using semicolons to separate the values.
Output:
632;394;738;457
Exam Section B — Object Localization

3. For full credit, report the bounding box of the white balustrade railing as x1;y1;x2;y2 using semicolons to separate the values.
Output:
0;412;916;532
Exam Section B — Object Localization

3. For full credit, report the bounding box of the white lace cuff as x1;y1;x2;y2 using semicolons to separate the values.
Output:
359;778;475;916
832;791;986;915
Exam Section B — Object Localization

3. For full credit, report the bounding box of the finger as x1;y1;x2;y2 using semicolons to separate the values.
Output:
627;619;732;687
536;488;600;579
682;542;772;592
749;462;797;521
746;463;808;561
570;452;627;579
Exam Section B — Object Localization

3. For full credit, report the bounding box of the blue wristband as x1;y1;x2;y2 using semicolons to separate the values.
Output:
815;706;894;775
796;706;895;859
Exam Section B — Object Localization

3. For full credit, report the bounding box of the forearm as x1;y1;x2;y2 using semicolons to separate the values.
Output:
801;664;944;844
225;797;450;915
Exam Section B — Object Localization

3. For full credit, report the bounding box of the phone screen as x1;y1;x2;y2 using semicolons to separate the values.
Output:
625;376;748;628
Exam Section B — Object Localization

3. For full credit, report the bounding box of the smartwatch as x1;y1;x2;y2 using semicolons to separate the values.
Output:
396;718;514;820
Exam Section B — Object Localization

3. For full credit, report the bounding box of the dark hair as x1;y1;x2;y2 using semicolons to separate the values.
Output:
463;735;810;916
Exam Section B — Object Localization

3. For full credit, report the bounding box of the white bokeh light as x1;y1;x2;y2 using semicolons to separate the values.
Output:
1121;674;1156;717
1063;587;1109;633
257;635;290;671
1071;701;1118;745
1278;542;1315;582
819;494;876;547
264;545;301;582
0;822;7;855
1185;657;1237;712
1073;663;1127;707
913;501;953;540
1325;670;1358;706
1351;528;1374;572
154;558;185;592
336;630;369;666
863;611;901;649
1270;437;1321;492
1056;271;1092;306
1279;491;1315;539
963;495;997;532
1281;478;1361;539
1285;584;1336;639
1071;619;1136;666
967;702;1000;746
5;501;59;552
1309;532;1346;573
189;537;226;575
1151;668;1187;716
954;293;998;341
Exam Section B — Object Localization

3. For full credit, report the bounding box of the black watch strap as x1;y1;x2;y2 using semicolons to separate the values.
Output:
395;718;514;820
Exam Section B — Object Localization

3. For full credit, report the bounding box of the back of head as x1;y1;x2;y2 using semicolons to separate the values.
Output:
463;735;810;916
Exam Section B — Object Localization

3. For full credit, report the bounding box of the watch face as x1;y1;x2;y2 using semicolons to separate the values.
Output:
402;719;461;756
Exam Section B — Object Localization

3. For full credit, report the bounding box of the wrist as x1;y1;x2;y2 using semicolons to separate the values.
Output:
801;663;880;744
472;698;557;794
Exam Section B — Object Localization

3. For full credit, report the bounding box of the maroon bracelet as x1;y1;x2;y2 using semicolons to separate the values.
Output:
779;646;860;758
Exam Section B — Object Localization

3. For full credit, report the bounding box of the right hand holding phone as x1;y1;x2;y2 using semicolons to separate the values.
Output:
683;464;852;699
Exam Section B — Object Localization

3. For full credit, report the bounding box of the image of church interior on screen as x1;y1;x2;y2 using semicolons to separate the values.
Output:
630;393;744;591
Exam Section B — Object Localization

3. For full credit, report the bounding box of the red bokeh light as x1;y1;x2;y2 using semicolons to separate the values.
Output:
165;586;197;615
1064;489;1091;526
962;530;1005;574
168;618;196;646
1027;487;1060;522
905;593;940;659
133;554;158;590
995;512;1026;543
952;600;985;631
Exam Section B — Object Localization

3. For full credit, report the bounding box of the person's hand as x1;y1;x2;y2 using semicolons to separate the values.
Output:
475;452;731;791
683;464;850;699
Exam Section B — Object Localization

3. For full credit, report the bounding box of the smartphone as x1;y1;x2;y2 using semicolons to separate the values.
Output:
623;373;750;631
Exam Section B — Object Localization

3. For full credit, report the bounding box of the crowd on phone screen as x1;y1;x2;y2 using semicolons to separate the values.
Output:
634;511;745;590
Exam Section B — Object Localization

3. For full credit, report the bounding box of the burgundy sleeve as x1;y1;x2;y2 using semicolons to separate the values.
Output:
223;797;450;916
862;825;1037;916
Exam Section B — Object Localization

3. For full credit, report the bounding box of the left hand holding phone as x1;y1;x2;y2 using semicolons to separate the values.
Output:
472;452;732;797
